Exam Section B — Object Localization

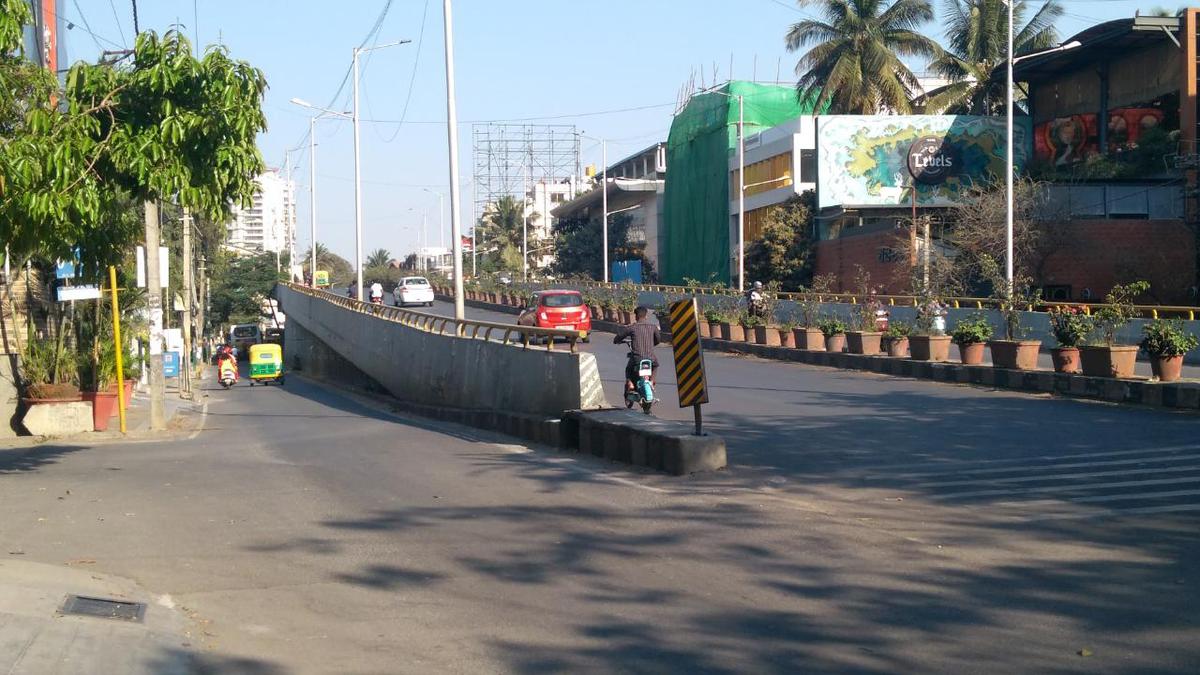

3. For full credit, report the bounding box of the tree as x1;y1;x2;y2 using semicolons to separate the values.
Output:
921;0;1062;114
301;243;354;285
786;0;941;114
366;248;391;268
209;253;284;327
745;192;816;290
476;195;526;273
550;213;655;281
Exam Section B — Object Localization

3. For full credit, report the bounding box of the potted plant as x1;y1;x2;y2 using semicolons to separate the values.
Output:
750;314;779;346
1139;318;1198;383
1047;305;1089;373
1080;281;1149;379
819;317;847;353
20;337;81;405
844;269;884;355
739;313;759;343
794;275;832;350
80;338;120;432
951;314;993;365
778;315;796;348
976;257;1043;370
910;295;951;361
883;321;911;357
703;306;722;339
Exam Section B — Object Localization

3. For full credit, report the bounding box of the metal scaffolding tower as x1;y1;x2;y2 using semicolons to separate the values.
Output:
471;123;581;220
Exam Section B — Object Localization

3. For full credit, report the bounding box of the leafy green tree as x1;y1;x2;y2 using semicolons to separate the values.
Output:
786;0;941;114
745;192;816;291
550;213;654;281
922;0;1062;114
302;243;354;285
209;253;284;327
366;248;392;268
476;195;527;273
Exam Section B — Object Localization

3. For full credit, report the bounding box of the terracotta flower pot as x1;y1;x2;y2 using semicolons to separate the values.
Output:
846;331;882;355
957;342;986;365
698;320;711;338
124;379;135;403
989;339;1042;370
824;333;846;353
727;323;746;342
82;389;119;431
910;335;951;362
619;310;634;324
778;328;793;348
754;325;781;346
718;322;732;340
1150;354;1185;382
793;327;824;351
741;325;756;343
708;321;722;338
1051;347;1080;374
1079;345;1138;379
886;337;909;357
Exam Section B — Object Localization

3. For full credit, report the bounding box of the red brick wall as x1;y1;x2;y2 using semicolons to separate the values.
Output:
813;219;1198;303
813;230;913;293
1036;219;1196;305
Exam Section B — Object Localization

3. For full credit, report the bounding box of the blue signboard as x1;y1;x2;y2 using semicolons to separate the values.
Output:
611;260;643;284
163;351;180;378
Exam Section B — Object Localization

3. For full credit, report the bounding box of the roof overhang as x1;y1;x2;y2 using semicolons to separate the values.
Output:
1012;17;1181;83
550;178;662;219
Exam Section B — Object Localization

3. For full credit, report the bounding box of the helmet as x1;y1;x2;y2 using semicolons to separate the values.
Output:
753;281;763;290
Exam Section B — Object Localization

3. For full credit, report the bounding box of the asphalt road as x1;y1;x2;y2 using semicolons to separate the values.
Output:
3;304;1196;672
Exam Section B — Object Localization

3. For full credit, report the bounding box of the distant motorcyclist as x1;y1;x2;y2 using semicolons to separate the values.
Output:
612;306;661;395
369;281;384;304
746;280;767;319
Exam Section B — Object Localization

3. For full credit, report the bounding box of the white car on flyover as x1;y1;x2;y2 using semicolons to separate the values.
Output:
394;276;435;307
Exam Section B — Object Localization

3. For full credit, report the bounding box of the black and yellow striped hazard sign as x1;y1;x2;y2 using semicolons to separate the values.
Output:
668;298;709;408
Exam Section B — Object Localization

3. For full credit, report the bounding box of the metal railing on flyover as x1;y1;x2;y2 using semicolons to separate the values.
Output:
280;283;587;353
463;279;1200;321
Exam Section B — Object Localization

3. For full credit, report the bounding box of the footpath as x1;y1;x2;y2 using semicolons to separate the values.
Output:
0;381;207;674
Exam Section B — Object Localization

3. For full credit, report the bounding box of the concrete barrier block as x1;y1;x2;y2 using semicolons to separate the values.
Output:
22;401;93;436
1102;379;1129;402
1178;385;1200;409
571;409;725;475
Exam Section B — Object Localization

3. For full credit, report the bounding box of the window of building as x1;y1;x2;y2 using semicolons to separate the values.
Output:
551;193;564;203
731;151;793;197
800;149;816;183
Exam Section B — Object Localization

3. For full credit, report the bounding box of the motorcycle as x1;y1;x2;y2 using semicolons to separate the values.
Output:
217;355;238;389
370;295;383;305
622;339;656;415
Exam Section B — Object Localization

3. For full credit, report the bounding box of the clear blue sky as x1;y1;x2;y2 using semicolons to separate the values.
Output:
66;0;1152;262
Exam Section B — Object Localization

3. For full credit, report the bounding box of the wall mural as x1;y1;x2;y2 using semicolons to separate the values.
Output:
816;115;1030;209
1033;108;1166;166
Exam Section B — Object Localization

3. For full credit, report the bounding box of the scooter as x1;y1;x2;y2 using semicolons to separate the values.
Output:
623;340;656;414
217;356;238;389
370;294;384;305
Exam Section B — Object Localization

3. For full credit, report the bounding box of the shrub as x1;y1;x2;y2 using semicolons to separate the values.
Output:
1047;305;1090;348
1091;281;1150;346
1140;319;1199;357
951;314;993;345
883;321;912;341
818;317;847;337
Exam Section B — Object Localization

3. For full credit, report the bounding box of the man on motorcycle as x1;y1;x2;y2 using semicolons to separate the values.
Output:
369;281;384;304
746;280;767;319
612;306;661;394
215;343;238;384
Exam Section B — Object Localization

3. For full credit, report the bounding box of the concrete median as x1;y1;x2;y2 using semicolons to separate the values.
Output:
565;409;727;475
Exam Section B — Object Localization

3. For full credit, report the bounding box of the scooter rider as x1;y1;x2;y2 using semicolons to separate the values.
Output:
215;343;238;382
369;281;384;303
612;306;661;394
746;280;767;319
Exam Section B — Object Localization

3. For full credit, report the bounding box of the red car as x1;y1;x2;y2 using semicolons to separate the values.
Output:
518;290;592;341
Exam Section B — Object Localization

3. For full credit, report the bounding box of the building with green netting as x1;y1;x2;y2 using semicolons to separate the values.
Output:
660;81;821;286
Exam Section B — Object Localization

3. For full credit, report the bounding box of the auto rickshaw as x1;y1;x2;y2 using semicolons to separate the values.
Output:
248;343;284;386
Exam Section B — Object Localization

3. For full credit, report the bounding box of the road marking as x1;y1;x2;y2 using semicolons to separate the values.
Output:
999;488;1200;507
1022;503;1200;522
936;474;1200;501
917;464;1200;489
861;444;1200;477
186;399;210;441
890;452;1200;482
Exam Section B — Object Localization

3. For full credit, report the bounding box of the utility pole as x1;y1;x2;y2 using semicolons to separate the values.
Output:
443;0;465;320
309;115;319;287
601;140;608;283
197;254;207;358
181;208;194;398
144;201;165;430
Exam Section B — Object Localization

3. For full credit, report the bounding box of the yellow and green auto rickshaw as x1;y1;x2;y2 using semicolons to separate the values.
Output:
248;343;284;386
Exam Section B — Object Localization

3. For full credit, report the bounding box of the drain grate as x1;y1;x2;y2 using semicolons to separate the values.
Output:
60;595;146;622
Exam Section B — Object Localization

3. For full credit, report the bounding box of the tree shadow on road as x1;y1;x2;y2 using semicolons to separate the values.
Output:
0;443;88;475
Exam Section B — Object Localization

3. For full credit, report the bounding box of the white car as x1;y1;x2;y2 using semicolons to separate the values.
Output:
395;276;435;307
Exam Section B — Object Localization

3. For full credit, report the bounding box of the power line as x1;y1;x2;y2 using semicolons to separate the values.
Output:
107;0;128;47
360;101;677;125
59;1;123;51
378;0;432;144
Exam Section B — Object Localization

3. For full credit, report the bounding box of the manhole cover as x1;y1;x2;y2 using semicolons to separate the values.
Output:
60;595;146;622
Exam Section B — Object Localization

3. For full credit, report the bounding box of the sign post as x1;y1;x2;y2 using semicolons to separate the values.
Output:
667;298;710;436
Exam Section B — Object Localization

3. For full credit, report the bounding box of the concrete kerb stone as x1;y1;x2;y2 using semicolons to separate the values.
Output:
564;409;727;476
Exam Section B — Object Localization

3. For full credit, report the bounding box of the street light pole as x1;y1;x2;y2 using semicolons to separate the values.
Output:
602;140;609;284
443;0;465;320
309;115;318;288
352;46;365;302
737;94;746;292
1005;0;1015;290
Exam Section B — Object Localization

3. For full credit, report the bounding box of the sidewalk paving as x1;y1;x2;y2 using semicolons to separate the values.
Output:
0;560;193;674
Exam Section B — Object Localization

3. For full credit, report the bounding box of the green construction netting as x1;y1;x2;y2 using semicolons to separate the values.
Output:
661;81;820;285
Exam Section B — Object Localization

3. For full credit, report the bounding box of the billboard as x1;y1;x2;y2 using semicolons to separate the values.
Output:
1033;108;1165;166
816;115;1030;209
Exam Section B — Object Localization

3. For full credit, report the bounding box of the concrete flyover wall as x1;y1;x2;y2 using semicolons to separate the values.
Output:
275;284;608;416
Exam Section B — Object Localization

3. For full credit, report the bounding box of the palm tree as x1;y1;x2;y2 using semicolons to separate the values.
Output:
921;0;1062;114
477;195;527;271
366;248;392;268
786;0;941;114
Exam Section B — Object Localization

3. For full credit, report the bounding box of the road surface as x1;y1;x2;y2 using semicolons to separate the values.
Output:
4;303;1194;672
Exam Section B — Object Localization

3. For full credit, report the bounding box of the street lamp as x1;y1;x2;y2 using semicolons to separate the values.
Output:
579;133;609;283
289;98;351;289
1005;23;1081;287
441;0;466;320
352;40;411;301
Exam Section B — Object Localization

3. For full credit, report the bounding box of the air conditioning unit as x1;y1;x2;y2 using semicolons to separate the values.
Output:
1041;285;1072;302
